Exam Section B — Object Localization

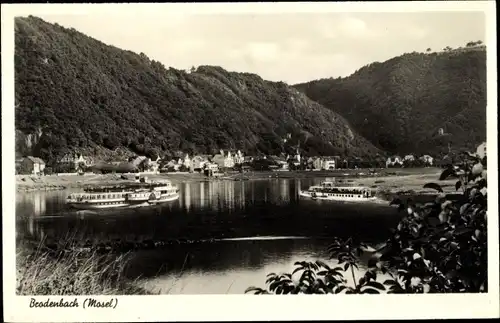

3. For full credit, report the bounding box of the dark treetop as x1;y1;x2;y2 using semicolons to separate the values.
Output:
295;46;486;157
15;16;381;162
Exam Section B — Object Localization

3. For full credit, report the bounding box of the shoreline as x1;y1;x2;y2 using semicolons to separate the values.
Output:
15;168;455;195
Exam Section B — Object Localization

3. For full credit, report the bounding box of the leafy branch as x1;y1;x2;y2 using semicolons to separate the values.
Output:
247;155;487;294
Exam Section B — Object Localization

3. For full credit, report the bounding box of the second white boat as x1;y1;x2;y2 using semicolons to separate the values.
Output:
66;179;180;210
299;179;377;203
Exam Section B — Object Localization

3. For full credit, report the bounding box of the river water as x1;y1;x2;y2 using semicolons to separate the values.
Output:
16;177;400;294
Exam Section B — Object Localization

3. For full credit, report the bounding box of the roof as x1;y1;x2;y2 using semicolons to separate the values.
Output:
26;156;45;164
131;156;148;166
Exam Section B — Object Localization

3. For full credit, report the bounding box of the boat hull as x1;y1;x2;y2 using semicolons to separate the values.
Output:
148;193;180;204
67;202;131;210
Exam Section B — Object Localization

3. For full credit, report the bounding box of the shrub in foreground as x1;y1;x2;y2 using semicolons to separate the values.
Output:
16;240;149;295
246;154;488;294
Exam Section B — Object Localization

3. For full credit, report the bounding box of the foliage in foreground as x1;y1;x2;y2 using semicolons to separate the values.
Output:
16;240;149;295
246;154;488;294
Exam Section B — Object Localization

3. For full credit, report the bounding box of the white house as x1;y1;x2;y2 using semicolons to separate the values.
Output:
212;150;226;168
192;155;208;170
476;141;487;159
165;159;181;171
234;150;244;165
57;153;90;172
131;156;150;171
295;148;301;164
183;154;192;169
313;158;323;170
419;155;434;166
206;163;219;171
386;156;403;167
224;151;235;168
404;155;415;162
322;159;336;170
148;156;161;173
21;156;46;175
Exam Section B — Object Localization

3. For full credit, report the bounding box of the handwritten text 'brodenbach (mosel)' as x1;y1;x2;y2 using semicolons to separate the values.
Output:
29;298;118;309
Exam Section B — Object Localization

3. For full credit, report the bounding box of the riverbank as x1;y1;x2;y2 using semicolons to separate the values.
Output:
16;239;151;295
16;168;452;195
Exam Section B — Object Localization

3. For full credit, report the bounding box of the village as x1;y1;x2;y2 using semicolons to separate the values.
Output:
15;141;486;178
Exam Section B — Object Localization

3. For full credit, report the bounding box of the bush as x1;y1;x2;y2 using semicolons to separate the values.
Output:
16;239;149;295
246;152;487;294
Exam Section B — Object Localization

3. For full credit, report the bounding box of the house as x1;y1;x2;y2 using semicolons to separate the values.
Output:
322;158;336;170
234;150;244;165
191;155;208;170
206;163;219;172
147;156;161;173
306;157;314;168
287;152;301;167
404;155;415;162
20;156;46;175
130;156;150;171
419;155;434;166
183;154;192;170
212;150;226;168
163;159;181;171
57;153;89;172
313;157;323;170
204;162;220;176
224;151;235;168
386;156;403;168
476;141;487;159
275;156;289;170
243;156;254;163
295;148;301;164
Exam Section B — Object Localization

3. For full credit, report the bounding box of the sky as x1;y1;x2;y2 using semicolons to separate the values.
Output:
35;11;486;84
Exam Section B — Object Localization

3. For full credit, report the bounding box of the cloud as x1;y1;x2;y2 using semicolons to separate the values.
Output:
406;26;429;40
339;17;368;36
244;42;280;62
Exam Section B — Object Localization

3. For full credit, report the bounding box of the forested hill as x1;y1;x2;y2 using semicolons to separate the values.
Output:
295;46;487;157
15;16;381;163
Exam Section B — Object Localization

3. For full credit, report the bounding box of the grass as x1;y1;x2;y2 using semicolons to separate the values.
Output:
16;238;152;295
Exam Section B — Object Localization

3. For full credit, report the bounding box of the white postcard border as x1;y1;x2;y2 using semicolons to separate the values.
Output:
2;2;499;322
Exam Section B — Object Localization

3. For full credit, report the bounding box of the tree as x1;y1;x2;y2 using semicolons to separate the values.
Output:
15;16;382;164
247;154;487;294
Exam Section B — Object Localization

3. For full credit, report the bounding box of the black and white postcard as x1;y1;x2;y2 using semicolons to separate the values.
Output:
2;1;499;322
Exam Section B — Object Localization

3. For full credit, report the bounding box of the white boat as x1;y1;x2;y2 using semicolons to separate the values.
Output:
299;179;377;202
66;179;179;210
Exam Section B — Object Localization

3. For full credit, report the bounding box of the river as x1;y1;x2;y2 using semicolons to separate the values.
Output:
16;177;400;294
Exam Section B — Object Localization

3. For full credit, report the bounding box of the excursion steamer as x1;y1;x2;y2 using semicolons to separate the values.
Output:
299;179;377;203
66;179;180;210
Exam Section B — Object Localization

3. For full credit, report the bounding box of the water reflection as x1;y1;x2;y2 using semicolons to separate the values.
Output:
16;178;402;294
125;237;391;294
16;178;400;245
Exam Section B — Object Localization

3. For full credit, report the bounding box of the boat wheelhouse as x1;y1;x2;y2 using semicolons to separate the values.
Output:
66;179;180;209
299;179;377;202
